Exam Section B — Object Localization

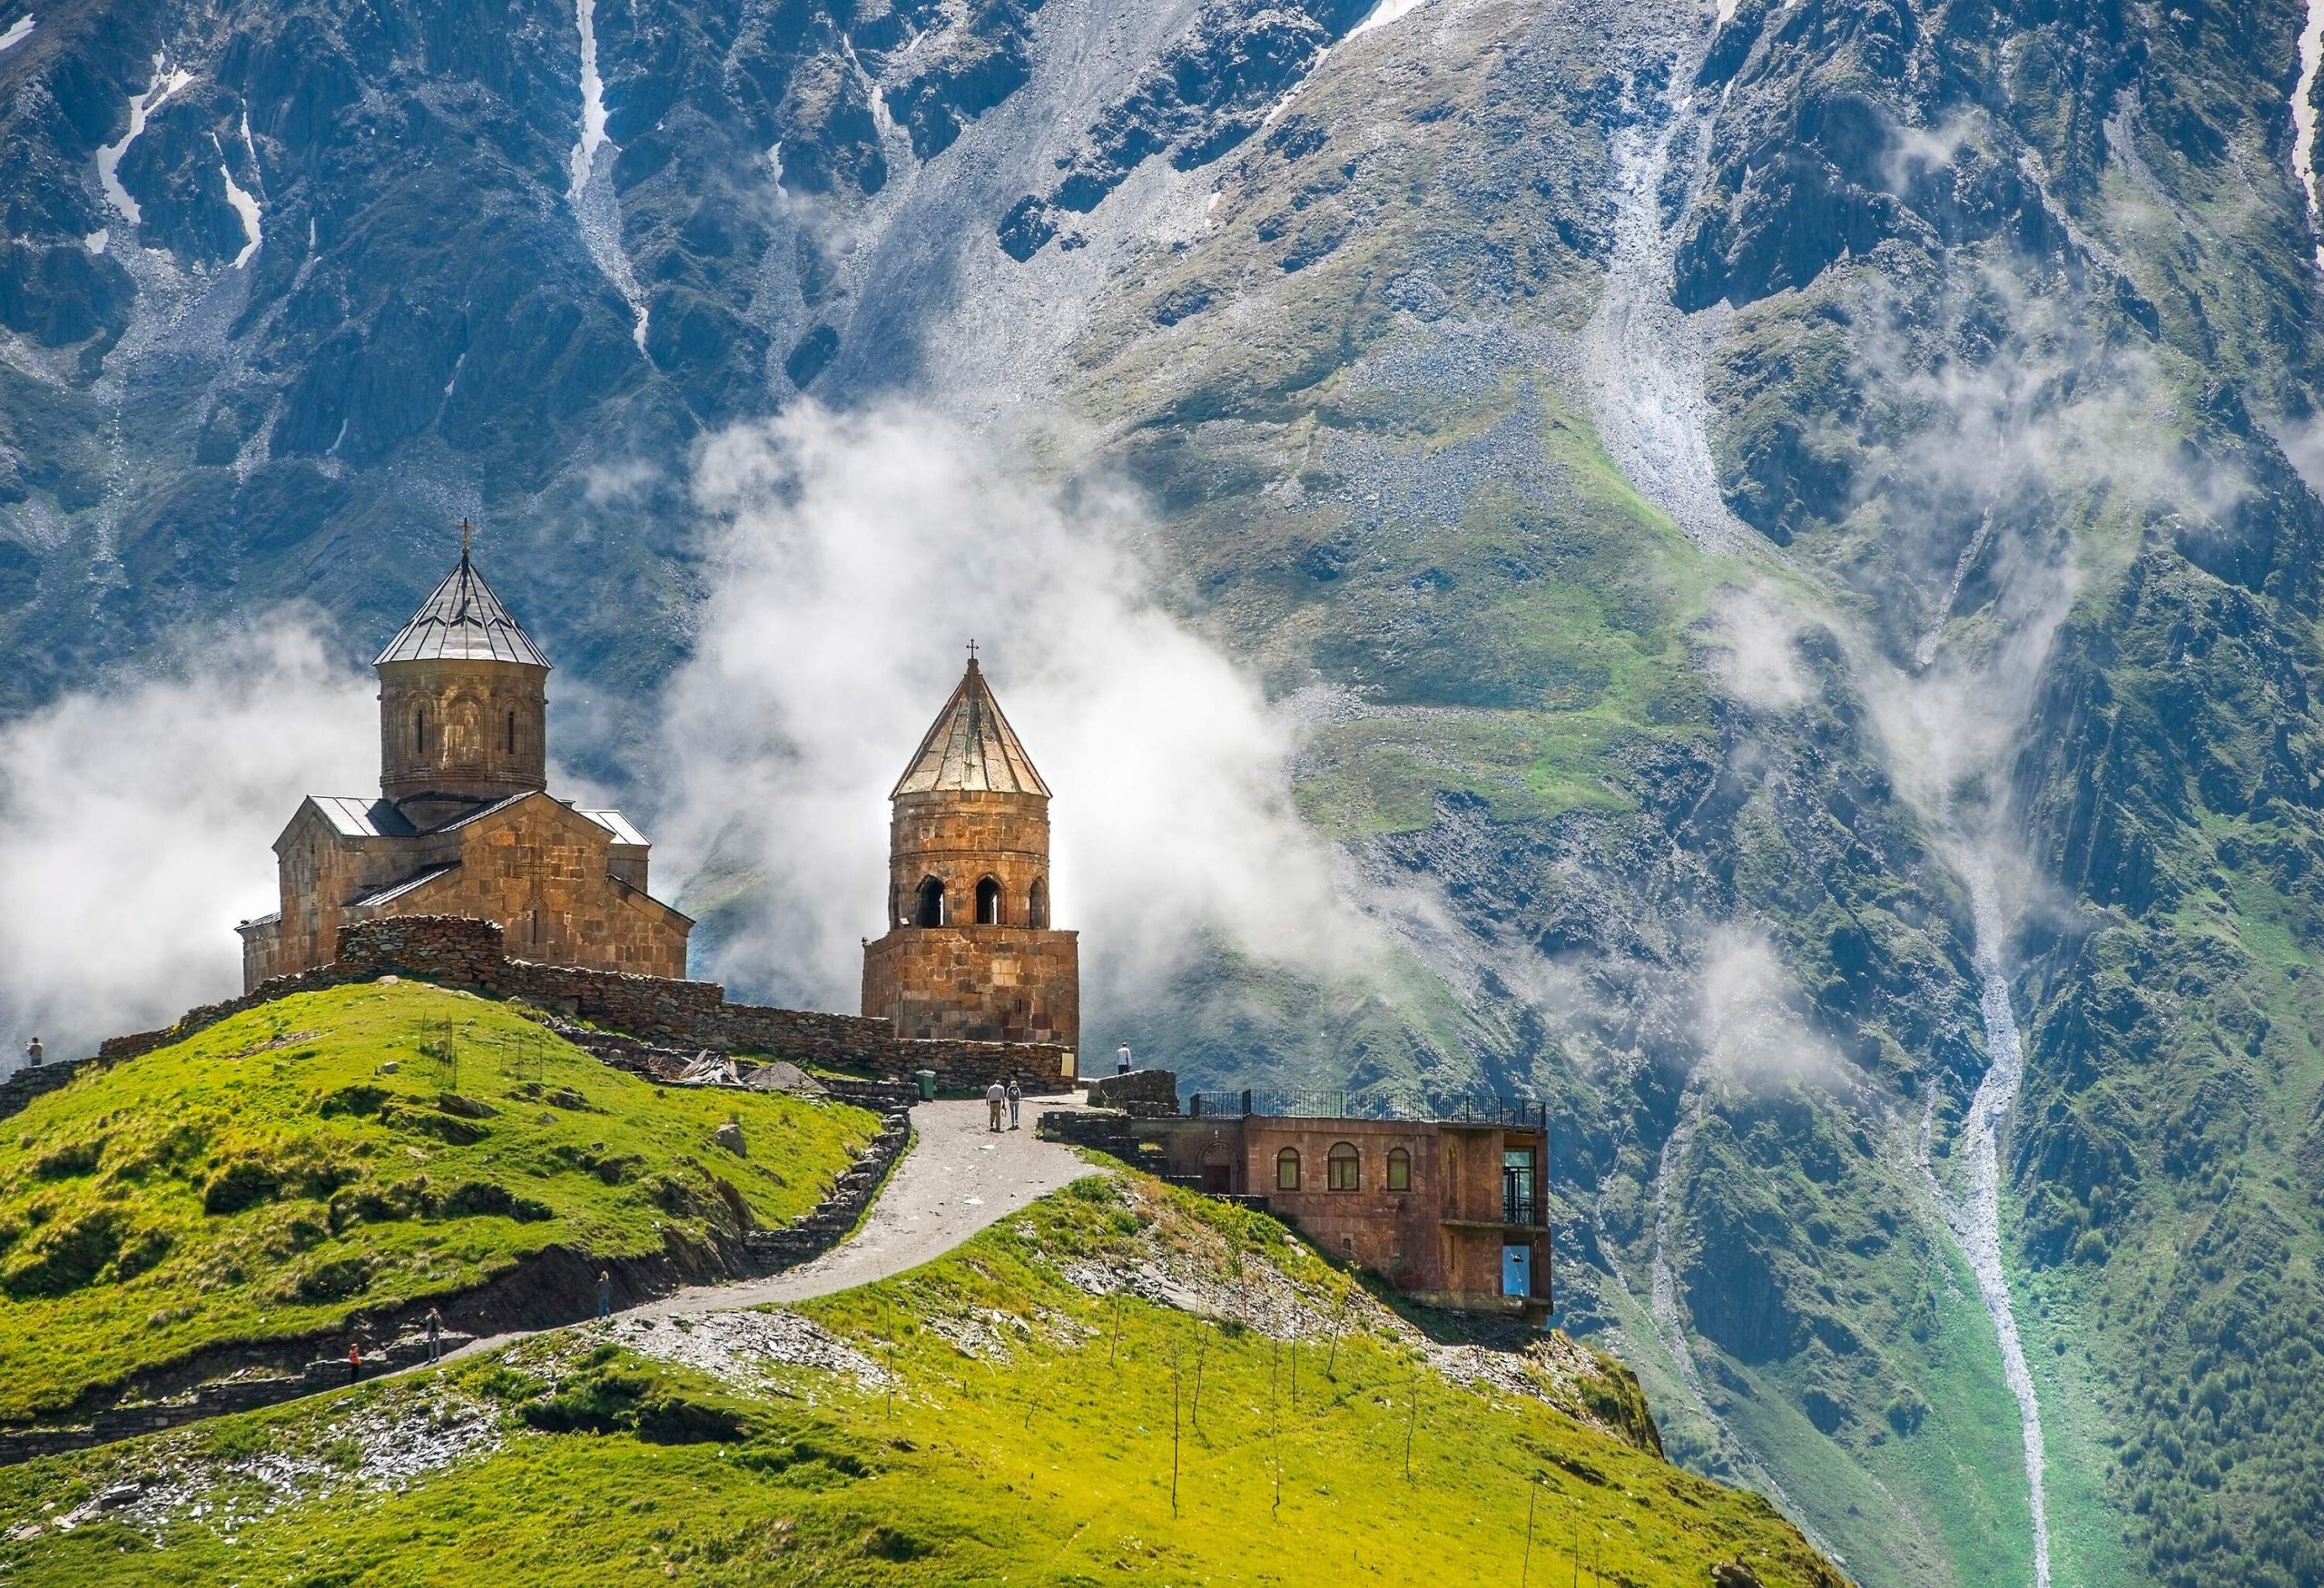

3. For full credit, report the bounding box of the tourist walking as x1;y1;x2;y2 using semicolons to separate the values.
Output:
22;1036;41;1067
346;1342;362;1387
1117;1041;1132;1076
1006;1078;1022;1130
596;1269;613;1319
425;1307;444;1364
986;1078;1007;1132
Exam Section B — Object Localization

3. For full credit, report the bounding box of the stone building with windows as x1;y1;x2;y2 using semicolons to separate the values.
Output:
236;539;692;991
1142;1100;1551;1317
861;656;1079;1053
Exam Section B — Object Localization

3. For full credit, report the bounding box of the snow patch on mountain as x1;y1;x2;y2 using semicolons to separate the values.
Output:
0;14;33;53
566;0;647;351
2294;0;2324;271
1349;0;1428;36
96;58;195;229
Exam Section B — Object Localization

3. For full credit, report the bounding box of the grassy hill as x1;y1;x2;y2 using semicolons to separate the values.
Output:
0;1170;1840;1586
0;981;878;1423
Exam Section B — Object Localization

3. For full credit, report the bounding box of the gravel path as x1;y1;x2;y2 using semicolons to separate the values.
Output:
452;1098;1095;1361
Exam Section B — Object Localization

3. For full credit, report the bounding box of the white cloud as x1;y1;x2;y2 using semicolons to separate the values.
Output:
1702;583;1811;711
1696;923;1838;1086
0;621;376;1064
660;400;1363;1023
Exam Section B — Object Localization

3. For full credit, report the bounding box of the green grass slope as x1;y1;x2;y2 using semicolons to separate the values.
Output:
0;1170;1839;1586
0;981;878;1422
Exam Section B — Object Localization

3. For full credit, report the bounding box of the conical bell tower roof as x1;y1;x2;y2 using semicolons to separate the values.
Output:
891;657;1049;798
374;528;550;669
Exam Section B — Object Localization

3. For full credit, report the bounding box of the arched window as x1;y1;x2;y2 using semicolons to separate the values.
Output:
505;710;517;754
975;876;1002;925
1386;1147;1412;1192
1028;878;1049;929
1328;1142;1360;1191
413;705;427;752
914;876;947;927
1275;1148;1302;1191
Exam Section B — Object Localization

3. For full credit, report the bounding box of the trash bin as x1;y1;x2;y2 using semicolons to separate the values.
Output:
915;1069;938;1102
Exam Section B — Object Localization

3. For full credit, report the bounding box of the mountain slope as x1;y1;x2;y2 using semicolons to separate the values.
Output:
0;981;875;1423
0;1170;1845;1587
9;0;2324;1583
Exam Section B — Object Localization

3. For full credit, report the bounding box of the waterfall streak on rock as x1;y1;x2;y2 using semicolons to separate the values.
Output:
1914;507;1994;668
1954;874;2052;1588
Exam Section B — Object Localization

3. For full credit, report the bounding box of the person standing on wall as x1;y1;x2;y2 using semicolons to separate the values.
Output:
23;1037;41;1067
1117;1041;1132;1076
1006;1077;1022;1131
986;1078;1007;1133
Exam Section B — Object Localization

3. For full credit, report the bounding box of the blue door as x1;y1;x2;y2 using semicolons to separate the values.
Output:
1502;1245;1531;1298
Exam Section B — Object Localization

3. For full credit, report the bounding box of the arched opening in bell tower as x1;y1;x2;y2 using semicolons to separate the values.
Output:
975;876;1002;925
1028;878;1048;928
914;876;947;927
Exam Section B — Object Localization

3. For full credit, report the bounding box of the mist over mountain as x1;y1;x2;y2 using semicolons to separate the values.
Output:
7;0;2324;1582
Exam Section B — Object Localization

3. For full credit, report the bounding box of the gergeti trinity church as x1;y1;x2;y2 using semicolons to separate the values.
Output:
238;533;1079;1051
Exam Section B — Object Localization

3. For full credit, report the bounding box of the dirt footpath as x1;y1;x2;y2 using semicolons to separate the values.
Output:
635;1096;1095;1317
450;1098;1096;1365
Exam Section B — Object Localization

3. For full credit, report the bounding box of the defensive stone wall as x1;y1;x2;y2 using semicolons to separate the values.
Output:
99;915;1074;1093
1083;1069;1180;1117
0;1058;98;1124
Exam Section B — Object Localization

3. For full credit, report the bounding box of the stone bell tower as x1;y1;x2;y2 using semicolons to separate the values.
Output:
375;522;551;829
862;653;1079;1053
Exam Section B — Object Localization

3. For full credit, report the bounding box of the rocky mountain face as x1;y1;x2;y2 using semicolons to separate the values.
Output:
9;0;2324;1583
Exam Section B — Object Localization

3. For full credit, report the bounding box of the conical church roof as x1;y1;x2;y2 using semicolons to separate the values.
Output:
374;543;551;668
891;659;1050;798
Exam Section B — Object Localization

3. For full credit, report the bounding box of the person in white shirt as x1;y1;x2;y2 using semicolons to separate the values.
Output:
1116;1042;1132;1076
986;1079;1007;1133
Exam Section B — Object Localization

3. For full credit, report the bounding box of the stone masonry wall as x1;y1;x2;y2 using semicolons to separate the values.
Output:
862;925;1079;1049
102;916;1074;1094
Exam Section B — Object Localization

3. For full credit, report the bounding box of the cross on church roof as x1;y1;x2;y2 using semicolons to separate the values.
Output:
373;522;550;669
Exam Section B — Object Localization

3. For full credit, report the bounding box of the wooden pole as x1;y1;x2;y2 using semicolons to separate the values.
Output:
1522;1480;1537;1587
1171;1362;1182;1517
1192;1321;1208;1429
1404;1364;1418;1479
1271;1339;1282;1517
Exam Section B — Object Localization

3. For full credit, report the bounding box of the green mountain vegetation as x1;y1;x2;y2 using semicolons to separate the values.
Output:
0;982;877;1423
0;1170;1840;1587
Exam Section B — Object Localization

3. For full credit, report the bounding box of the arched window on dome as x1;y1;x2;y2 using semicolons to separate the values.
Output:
1275;1148;1302;1192
506;711;517;754
914;876;947;927
1028;878;1049;929
975;876;1002;925
1328;1141;1360;1191
413;705;427;753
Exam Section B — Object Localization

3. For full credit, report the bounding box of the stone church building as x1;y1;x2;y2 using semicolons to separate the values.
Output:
237;541;692;991
862;657;1079;1051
